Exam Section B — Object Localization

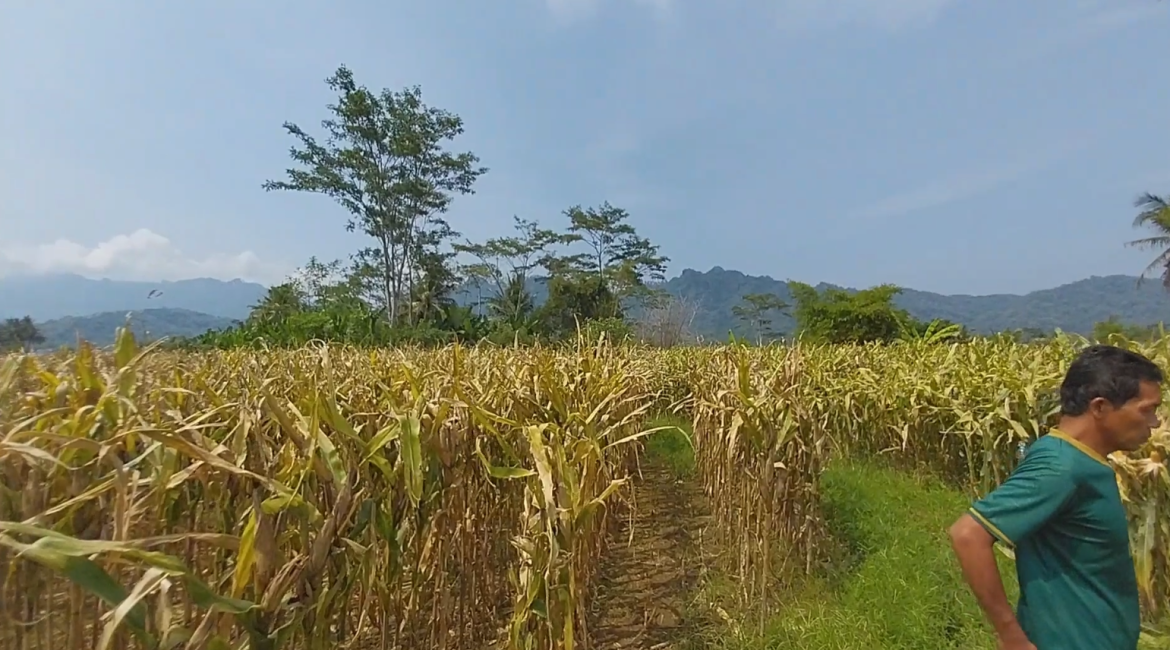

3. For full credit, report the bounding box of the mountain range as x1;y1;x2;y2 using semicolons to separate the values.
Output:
666;267;1170;338
4;270;1170;348
0;274;263;322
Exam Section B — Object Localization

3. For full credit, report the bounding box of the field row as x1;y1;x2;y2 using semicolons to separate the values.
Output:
1;332;1168;649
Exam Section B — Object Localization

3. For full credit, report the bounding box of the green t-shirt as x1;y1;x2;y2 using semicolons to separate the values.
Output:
968;429;1140;650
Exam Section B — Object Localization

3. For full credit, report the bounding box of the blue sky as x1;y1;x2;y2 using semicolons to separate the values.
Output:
2;0;1168;295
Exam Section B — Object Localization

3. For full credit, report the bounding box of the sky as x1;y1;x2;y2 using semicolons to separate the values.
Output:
1;0;1168;296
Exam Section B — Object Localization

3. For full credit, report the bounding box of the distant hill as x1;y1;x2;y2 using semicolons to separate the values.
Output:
36;308;239;349
662;268;1170;337
0;273;267;321
6;269;1170;345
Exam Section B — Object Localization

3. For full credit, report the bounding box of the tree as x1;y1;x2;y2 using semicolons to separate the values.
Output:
263;65;487;324
526;201;668;339
0;316;45;352
409;247;460;325
291;257;366;310
487;272;537;329
1126;192;1170;288
787;281;909;344
538;275;623;338
249;282;308;325
454;216;563;325
900;317;968;344
557;202;669;309
731;292;789;343
1091;316;1160;343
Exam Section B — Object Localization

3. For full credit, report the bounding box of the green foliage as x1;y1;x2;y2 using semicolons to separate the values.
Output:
176;66;672;349
174;260;492;349
642;414;695;479
731;293;789;343
554;202;670;307
0;316;44;352
819;462;1014;648
201;66;672;349
537;275;624;339
901;317;969;344
576;317;633;345
657;269;1170;340
1127;192;1170;288
787;281;910;344
1091;315;1164;344
263;65;487;325
709;461;1016;650
455;217;563;296
38;309;235;349
454;216;557;334
993;327;1058;344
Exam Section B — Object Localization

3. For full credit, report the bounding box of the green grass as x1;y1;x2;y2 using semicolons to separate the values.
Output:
643;413;695;478
698;459;1019;650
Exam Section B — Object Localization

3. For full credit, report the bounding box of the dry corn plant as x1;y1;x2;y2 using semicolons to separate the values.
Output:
717;335;1170;621
7;326;1170;649
0;330;665;650
686;345;827;613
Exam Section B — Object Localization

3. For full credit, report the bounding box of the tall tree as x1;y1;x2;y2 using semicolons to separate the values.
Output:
1091;316;1159;343
454;216;563;318
290;257;363;309
248;283;308;325
1126;192;1170;288
409;247;461;324
487;272;537;329
0;316;45;352
787;281;909;344
263;65;487;324
731;292;789;343
557;202;669;310
539;275;623;336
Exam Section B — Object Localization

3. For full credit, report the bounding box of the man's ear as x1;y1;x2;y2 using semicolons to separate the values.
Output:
1087;396;1113;419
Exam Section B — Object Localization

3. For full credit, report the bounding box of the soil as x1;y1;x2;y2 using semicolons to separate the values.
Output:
586;464;713;650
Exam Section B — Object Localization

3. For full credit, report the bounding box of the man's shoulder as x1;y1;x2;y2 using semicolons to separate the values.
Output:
1025;433;1108;477
1020;434;1077;471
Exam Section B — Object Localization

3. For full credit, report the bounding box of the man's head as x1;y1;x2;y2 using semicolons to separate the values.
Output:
1060;344;1164;452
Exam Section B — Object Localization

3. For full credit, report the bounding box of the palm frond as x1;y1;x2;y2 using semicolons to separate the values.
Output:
1125;236;1170;252
1131;193;1170;230
1127;192;1170;289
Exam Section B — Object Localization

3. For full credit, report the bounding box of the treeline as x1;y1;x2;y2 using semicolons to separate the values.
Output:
0;317;44;352
175;65;672;349
182;205;671;349
727;283;969;345
34;62;1164;352
172;64;986;351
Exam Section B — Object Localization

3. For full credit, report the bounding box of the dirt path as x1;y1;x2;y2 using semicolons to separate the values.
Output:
587;464;712;650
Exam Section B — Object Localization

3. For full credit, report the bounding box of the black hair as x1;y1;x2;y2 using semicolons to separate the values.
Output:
1060;344;1164;416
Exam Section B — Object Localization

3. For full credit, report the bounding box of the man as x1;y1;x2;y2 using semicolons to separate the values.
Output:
948;344;1163;650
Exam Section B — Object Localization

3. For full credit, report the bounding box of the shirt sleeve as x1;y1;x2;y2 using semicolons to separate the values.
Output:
968;442;1078;547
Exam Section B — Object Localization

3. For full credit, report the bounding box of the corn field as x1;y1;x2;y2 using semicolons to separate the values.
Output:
3;329;1170;649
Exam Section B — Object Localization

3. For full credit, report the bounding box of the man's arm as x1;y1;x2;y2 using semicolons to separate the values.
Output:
949;514;1031;647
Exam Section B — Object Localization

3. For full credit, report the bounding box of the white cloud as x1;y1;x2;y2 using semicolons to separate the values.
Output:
0;229;289;284
848;138;1094;221
772;0;957;32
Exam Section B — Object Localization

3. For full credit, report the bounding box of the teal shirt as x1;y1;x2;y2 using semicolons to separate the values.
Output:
969;430;1140;650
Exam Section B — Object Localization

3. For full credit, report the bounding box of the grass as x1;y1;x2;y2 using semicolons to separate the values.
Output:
695;459;1019;650
642;413;696;478
637;423;1169;650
